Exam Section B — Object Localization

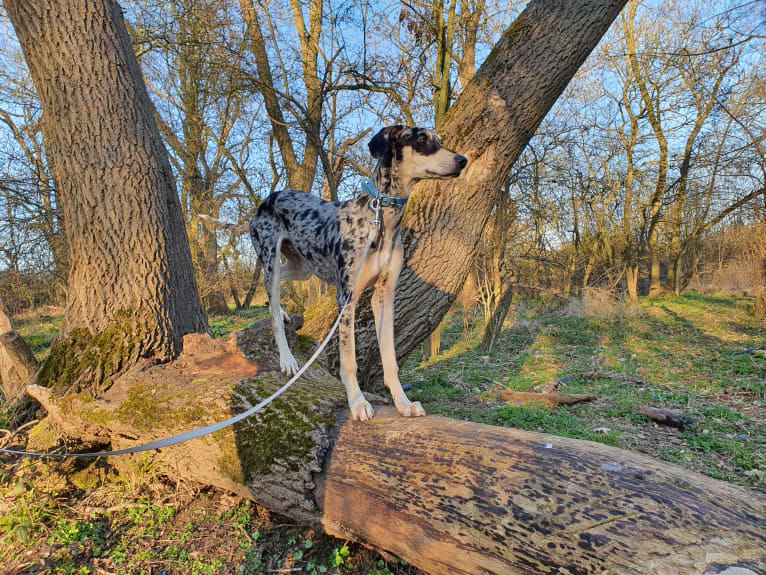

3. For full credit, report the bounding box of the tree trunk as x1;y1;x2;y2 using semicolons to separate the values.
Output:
755;288;766;319
625;265;639;306
623;0;668;298
241;262;263;310
423;324;442;359
29;325;766;574
479;283;514;352
305;0;629;387
0;295;38;403
5;0;208;396
238;0;322;193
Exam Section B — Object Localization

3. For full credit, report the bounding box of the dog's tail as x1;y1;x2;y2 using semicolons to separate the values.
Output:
198;214;249;233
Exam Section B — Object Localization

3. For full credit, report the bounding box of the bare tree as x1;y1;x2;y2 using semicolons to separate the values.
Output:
4;0;209;396
238;0;325;193
305;0;630;386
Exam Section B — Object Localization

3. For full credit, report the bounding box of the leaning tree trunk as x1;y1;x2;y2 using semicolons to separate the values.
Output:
4;0;209;396
304;0;629;387
27;321;766;575
0;294;38;404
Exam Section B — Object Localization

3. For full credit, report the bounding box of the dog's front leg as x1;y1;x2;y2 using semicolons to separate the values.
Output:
372;272;426;418
338;295;375;421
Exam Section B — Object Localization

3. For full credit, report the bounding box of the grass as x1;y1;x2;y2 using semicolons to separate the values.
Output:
1;293;764;573
401;293;765;489
14;311;65;361
208;306;271;338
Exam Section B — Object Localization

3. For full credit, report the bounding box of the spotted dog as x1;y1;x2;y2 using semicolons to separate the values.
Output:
202;126;467;420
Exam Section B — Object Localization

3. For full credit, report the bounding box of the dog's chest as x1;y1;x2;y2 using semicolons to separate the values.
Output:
338;202;402;285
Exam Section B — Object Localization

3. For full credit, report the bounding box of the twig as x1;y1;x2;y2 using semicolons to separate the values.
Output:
13;419;39;434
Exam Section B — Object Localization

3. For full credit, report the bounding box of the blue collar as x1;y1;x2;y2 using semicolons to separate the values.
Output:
362;177;408;207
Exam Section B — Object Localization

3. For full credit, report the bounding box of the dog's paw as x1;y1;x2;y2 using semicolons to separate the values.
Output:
397;401;426;418
280;308;291;325
349;395;375;422
280;352;300;376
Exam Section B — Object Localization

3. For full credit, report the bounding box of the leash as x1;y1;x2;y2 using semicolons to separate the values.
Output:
0;227;381;459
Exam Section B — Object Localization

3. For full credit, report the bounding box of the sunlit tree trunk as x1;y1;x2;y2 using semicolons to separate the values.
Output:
619;75;640;305
623;1;668;296
433;0;458;127
238;0;323;193
5;0;209;396
479;185;515;352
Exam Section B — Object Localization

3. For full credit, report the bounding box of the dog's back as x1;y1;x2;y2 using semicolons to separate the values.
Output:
251;190;345;286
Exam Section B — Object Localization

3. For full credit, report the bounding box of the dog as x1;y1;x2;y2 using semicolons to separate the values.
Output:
203;125;467;421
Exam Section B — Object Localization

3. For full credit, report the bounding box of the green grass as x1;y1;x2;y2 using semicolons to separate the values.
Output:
15;312;65;360
402;293;765;489
208;305;271;337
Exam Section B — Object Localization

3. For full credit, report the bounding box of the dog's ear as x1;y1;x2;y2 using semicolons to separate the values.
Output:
368;125;404;159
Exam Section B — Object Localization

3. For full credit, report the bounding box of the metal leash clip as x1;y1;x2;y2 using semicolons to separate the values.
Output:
370;197;382;227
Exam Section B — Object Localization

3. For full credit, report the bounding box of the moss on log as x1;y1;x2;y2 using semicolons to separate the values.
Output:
27;319;766;574
29;318;348;521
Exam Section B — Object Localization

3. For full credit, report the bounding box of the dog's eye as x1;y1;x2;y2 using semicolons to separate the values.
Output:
417;135;428;145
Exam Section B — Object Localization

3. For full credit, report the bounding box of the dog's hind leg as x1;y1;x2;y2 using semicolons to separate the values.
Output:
265;235;300;376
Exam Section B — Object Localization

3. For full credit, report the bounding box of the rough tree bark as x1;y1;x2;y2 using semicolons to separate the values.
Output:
28;323;766;574
305;0;629;387
0;294;38;403
4;0;209;396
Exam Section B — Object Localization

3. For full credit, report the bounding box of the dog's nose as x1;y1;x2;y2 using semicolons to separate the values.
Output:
456;154;468;169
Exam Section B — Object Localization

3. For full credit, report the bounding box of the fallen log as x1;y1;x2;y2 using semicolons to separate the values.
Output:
638;405;696;429
495;389;596;406
21;320;766;575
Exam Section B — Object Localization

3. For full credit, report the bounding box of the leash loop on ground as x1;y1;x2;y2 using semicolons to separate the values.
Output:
0;232;379;459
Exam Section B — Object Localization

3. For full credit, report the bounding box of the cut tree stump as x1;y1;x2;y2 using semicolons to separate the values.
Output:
22;320;766;575
0;294;39;403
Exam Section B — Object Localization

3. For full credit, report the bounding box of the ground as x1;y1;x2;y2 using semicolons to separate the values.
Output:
1;293;764;574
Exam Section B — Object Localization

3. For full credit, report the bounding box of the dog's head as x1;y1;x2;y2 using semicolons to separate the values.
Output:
368;125;467;182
